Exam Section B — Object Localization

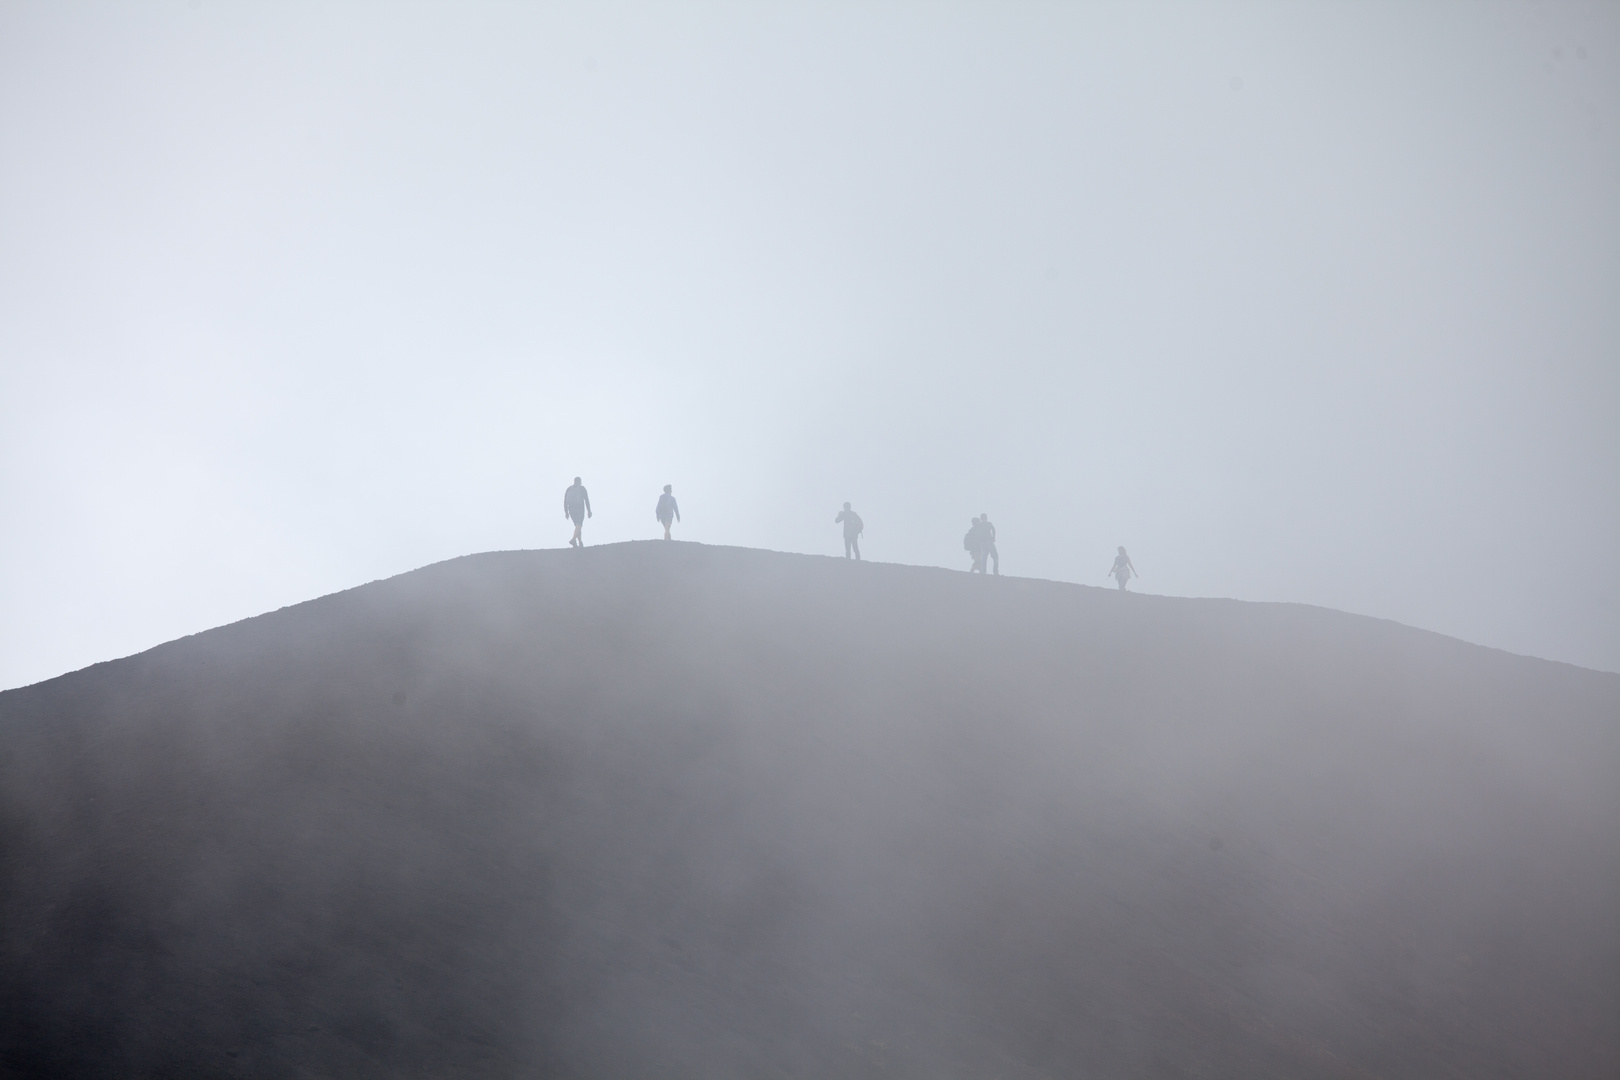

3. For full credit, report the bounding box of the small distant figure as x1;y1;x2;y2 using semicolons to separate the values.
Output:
980;514;999;575
563;476;592;547
1109;546;1137;591
963;515;1000;575
656;484;680;540
835;502;864;560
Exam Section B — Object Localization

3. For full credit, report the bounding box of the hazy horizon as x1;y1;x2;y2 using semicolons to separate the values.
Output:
3;1;1617;689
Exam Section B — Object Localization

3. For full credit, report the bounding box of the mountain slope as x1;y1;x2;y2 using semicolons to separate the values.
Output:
2;542;1617;1078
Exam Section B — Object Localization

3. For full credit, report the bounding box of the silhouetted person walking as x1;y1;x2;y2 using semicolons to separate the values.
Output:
964;515;999;574
835;502;864;560
1110;546;1136;591
564;477;592;547
656;485;680;540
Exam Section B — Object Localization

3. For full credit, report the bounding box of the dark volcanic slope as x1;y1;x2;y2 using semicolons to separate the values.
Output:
2;544;1617;1079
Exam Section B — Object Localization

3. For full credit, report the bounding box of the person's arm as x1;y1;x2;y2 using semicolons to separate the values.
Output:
585;490;592;517
674;501;680;523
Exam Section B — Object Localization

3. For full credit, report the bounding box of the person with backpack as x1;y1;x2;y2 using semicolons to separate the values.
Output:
962;514;999;575
655;484;680;540
1109;546;1137;591
835;502;864;560
563;477;592;548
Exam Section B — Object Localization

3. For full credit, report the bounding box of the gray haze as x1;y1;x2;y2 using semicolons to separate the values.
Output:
4;544;1616;1076
2;1;1617;688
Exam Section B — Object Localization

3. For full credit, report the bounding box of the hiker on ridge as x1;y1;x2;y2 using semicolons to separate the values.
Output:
563;477;592;548
656;484;680;540
1109;546;1136;591
980;514;999;576
835;502;864;560
963;515;999;575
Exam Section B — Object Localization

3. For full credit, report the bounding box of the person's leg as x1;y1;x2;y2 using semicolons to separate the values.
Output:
572;517;584;547
843;536;852;559
989;544;999;575
852;538;861;561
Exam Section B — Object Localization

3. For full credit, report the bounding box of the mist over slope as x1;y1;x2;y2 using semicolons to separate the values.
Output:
2;542;1616;1079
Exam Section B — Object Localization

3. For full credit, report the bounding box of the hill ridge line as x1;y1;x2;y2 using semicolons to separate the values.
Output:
4;541;1614;698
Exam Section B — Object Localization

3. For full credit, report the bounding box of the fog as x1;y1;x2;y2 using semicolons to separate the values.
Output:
2;1;1617;689
4;544;1616;1076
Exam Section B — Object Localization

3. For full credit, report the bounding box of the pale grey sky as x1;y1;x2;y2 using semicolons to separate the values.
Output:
3;1;1617;688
